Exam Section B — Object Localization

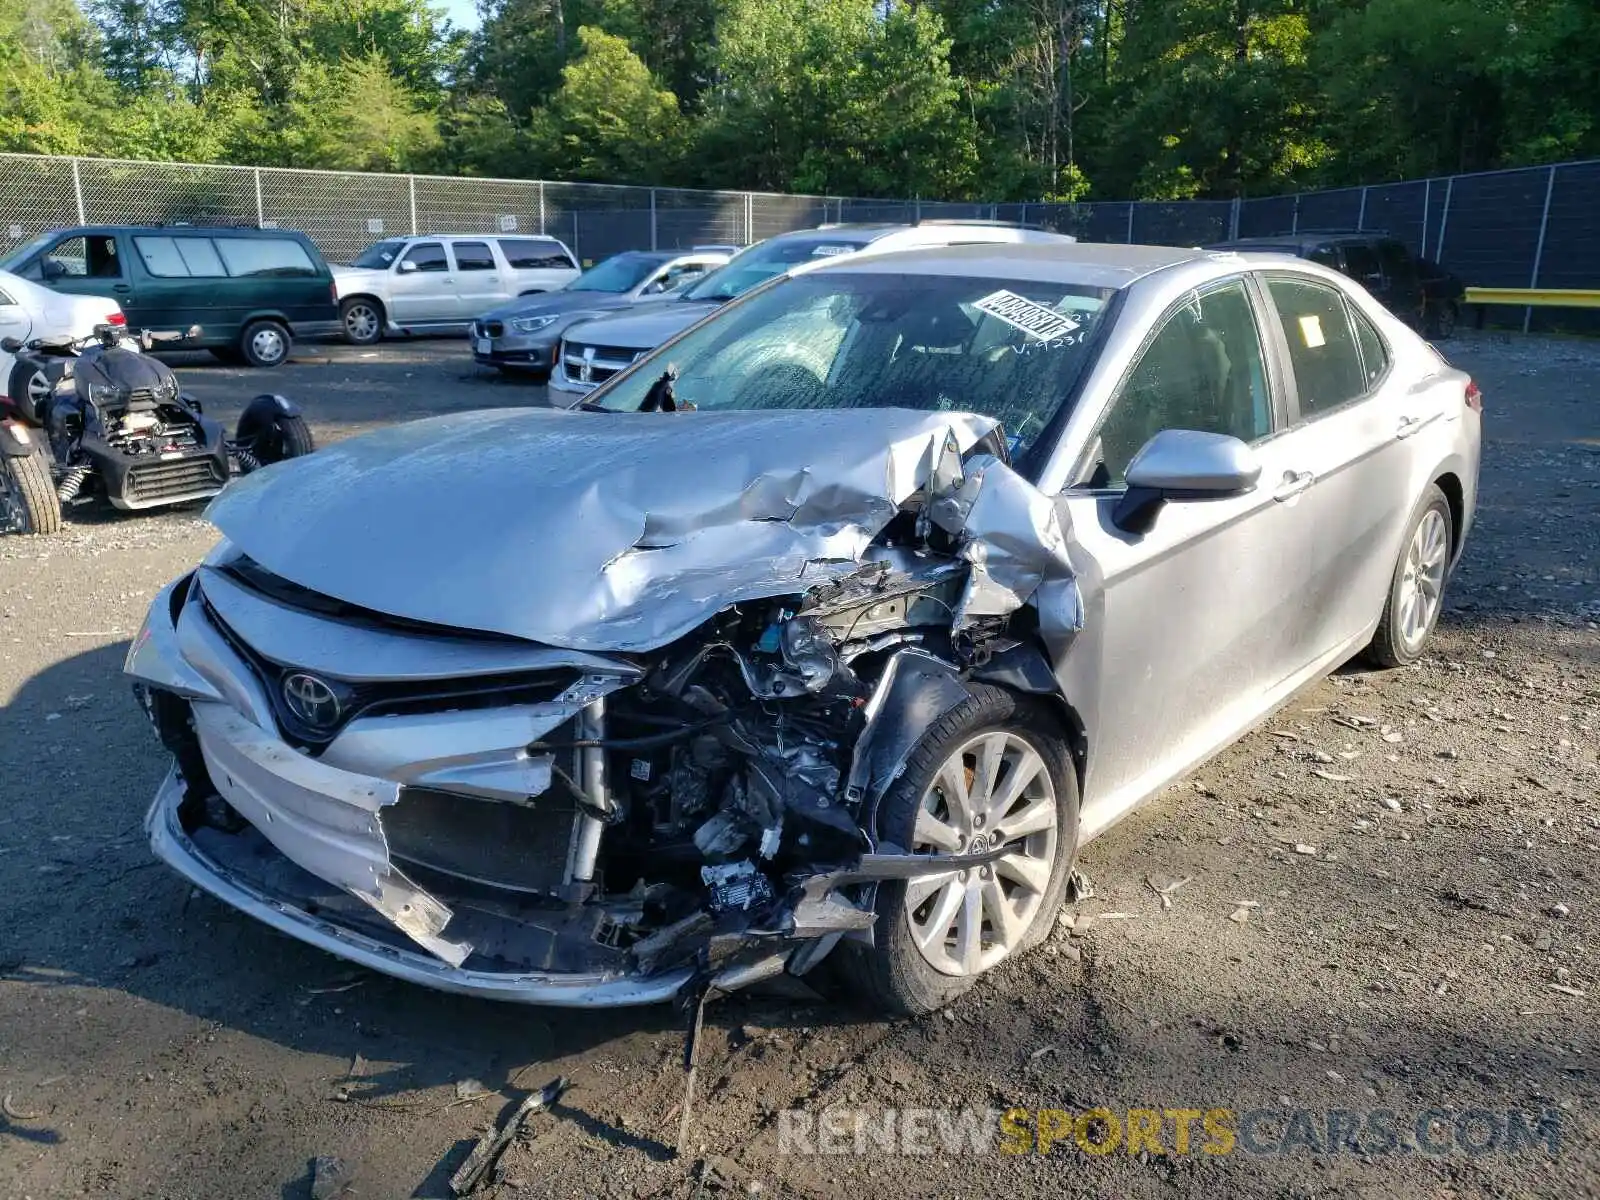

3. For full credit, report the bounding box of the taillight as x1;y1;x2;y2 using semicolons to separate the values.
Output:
1464;379;1483;412
108;312;126;326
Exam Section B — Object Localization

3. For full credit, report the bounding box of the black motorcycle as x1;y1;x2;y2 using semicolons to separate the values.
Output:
0;324;313;535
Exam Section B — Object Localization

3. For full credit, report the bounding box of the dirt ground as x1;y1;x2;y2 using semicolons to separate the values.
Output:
1;332;1596;1200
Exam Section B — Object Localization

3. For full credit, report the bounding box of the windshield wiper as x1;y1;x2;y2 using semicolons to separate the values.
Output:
575;400;610;413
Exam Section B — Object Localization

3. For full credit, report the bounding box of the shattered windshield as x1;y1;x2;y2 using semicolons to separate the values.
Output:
592;271;1114;458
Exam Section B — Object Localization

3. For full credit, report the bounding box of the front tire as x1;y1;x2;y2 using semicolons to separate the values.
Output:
340;297;384;345
1367;484;1453;667
833;685;1079;1016
0;446;63;535
239;320;291;368
235;395;314;469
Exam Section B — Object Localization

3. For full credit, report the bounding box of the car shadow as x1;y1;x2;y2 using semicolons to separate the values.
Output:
0;640;869;1163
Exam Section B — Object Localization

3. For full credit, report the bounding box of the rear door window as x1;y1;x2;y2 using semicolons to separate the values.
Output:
1340;243;1382;290
452;241;496;271
214;237;317;278
1378;240;1418;285
134;235;226;278
1266;276;1372;418
400;242;448;273
499;238;575;270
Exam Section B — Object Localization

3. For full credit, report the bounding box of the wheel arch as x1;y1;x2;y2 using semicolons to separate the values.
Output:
340;293;386;317
968;639;1089;800
1432;470;1465;562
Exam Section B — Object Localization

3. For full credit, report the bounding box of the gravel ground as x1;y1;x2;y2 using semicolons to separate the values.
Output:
0;333;1595;1200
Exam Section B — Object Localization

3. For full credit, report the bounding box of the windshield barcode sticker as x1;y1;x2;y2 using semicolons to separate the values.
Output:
973;290;1081;341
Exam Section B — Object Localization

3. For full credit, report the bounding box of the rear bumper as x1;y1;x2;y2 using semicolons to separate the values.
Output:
146;767;708;1006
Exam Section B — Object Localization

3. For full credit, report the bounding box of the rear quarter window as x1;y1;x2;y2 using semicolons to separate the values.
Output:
214;237;319;278
500;239;576;270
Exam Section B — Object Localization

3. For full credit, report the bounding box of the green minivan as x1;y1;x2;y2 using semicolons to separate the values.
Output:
0;225;340;367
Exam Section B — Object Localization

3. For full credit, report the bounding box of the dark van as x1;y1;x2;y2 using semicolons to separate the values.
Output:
0;225;340;367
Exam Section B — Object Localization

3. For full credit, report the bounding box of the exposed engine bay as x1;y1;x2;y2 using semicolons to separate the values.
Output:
128;406;1083;1003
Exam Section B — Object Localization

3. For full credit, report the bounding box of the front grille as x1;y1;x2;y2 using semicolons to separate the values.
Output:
126;457;225;502
127;387;162;406
565;342;641;361
198;570;582;753
480;320;504;337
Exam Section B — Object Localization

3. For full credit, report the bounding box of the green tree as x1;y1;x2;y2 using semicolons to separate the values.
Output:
1103;0;1328;198
524;25;682;181
276;53;441;171
698;0;977;197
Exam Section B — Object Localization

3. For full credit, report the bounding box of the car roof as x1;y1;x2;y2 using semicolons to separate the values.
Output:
48;224;314;239
1211;232;1400;252
813;241;1213;289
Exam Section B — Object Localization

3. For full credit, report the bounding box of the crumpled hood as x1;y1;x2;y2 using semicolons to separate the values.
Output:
479;291;627;323
205;407;1008;652
562;301;719;352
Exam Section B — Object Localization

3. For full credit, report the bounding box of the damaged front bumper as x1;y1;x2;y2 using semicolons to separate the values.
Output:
145;766;739;1006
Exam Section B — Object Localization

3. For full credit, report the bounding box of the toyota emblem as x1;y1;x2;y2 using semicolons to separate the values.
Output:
282;672;342;728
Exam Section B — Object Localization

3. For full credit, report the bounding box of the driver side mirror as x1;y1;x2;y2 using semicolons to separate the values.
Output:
0;336;20;353
40;259;65;281
398;259;418;273
1112;429;1261;535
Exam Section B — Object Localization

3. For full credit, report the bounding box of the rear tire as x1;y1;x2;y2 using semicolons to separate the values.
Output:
1366;485;1453;667
340;297;384;345
0;446;63;535
831;685;1079;1016
239;320;291;368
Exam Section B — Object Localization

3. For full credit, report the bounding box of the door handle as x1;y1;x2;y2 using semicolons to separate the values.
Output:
111;283;131;293
1395;415;1424;439
1273;470;1314;502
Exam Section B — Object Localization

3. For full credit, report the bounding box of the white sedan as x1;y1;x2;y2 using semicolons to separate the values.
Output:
0;267;126;411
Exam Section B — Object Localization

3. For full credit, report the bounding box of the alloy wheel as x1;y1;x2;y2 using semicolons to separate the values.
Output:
26;370;52;412
344;304;379;343
905;730;1059;977
1398;508;1448;650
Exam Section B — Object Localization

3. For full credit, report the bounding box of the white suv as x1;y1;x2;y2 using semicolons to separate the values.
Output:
333;235;581;344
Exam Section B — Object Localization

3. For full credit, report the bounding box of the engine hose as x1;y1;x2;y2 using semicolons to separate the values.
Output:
56;465;91;503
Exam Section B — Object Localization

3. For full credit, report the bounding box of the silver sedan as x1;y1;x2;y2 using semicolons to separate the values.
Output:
126;243;1480;1015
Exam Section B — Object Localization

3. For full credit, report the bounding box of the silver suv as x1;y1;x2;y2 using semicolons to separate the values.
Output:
333;235;580;344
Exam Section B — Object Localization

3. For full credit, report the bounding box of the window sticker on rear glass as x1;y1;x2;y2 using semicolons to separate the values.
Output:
1298;314;1326;349
810;244;855;257
973;289;1081;341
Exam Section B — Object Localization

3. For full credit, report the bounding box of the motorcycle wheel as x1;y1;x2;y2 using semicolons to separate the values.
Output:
0;447;63;535
235;395;314;469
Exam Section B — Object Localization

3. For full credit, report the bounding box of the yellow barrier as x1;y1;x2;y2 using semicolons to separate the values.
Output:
1464;287;1600;309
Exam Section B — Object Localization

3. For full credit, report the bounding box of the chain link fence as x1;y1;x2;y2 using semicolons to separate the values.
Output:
0;152;1595;327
